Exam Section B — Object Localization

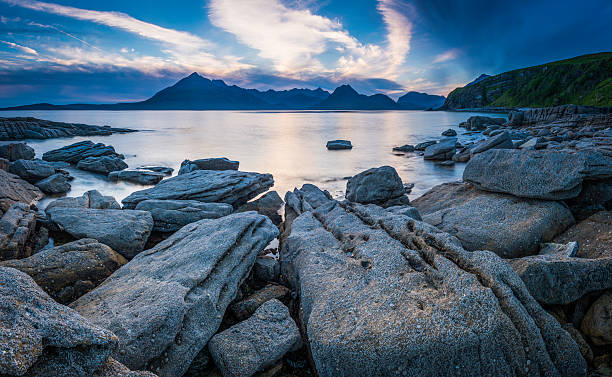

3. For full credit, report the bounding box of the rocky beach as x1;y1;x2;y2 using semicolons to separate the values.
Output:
0;104;611;377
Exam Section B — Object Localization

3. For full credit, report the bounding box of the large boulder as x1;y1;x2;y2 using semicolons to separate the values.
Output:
0;169;43;217
0;238;127;304
464;149;612;200
45;189;121;211
77;155;128;174
71;213;278;377
0;266;117;376
554;211;612;259
0;202;37;260
236;191;284;225
46;207;153;259
122;170;274;210
208;299;301;377
345;166;408;207
9;158;56;182
464;115;506;131
280;193;585;376
423;137;456;160
470;131;514;154
134;199;233;232
581;291;612;346
35;173;71;194
411;182;574;258
108;170;165;185
42;140;122;164
178;157;239;175
0;142;35;161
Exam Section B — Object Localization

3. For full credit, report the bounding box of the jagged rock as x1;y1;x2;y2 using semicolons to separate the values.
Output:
109;170;165;185
77;155;128;174
134;199;233;232
0;157;8;171
392;144;414;152
281;194;585;376
470;131;514;154
122;170;274;210
414;140;436;150
236;191;283;226
411;182;574;258
94;358;158;377
136;166;173;175
9;158;56;182
463;149;612;200
46;207;153;259
345;166;408;207
564;179;612;220
0;266;117;376
282;184;332;242
0;117;135;140
385;204;422;220
209;299;301;377
326;140;352;150
230;284;291;321
441;128;457;136
43;140;123;164
554;211;612;259
581;291;612;346
252;256;280;282
0;142;35;161
0;202;37;260
0;169;43;217
45;190;121;211
423;137;456;160
71;213;278;377
35;173;71;194
178;158;239;175
0;238;127;304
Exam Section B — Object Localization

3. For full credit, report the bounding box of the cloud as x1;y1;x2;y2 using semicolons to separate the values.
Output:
377;0;413;72
0;40;38;55
432;48;461;64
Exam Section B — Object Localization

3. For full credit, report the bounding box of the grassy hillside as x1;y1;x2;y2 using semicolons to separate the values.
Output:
442;52;612;109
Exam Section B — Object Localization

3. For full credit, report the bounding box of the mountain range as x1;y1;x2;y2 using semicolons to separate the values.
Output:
0;73;445;111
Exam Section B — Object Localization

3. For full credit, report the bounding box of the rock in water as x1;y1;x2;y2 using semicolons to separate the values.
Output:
0;142;35;161
423;137;456;160
0;169;43;217
134;199;233;232
0;266;117;376
42;140;122;164
109;170;165;185
581;291;612;346
236;190;284;225
280;192;586;376
345;166;409;207
46;189;121;211
35;173;71;194
122;170;274;209
326;140;352;150
46;207;153;259
77;155;128;174
70;213;279;377
0;117;135;140
9;159;57;182
0;239;127;304
441;128;457;136
392;144;415;152
411;182;574;258
178;157;239;175
0;202;37;260
208;299;301;377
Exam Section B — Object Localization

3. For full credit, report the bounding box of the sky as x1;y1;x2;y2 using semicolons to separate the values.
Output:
0;0;611;106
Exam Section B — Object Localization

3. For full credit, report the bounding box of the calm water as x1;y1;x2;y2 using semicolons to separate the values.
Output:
0;110;502;206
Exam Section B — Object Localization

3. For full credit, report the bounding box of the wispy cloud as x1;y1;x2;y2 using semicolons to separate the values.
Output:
432;48;462;64
377;0;412;73
0;40;38;55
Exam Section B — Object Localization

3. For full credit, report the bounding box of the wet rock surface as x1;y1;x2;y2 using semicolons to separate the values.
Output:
326;140;352;150
134;199;233;232
178;157;239;175
43;140;124;164
423;137;456;160
77;155;128;174
9;158;57;182
35;172;71;194
0;142;35;161
0;117;135;140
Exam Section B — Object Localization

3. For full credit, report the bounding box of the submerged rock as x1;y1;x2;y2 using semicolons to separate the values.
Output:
326;140;352;150
109;170;165;185
134;199;233;232
77;155;128;174
71;213;278;377
178;157;239;175
0;142;35;161
35;173;71;194
236;190;284;226
0;202;37;260
45;189;121;211
43;140;123;164
345;166;408;207
423;137;456;160
392;144;415;152
0;169;43;217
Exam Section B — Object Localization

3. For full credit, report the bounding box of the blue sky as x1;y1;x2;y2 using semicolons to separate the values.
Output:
0;0;611;106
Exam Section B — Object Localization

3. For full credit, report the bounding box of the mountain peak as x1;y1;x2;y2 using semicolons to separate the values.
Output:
331;84;359;96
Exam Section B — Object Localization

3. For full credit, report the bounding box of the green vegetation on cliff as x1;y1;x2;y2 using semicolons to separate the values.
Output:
442;52;612;109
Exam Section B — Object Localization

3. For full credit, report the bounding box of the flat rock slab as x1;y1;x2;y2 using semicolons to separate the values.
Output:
423;137;456;160
178;157;239;175
345;166;407;207
326;140;352;150
470;131;513;154
122;170;274;210
209;299;301;377
35;173;71;194
0;169;43;217
135;199;233;232
43;140;123;164
0;117;135;140
554;211;612;259
46;189;121;211
0;238;127;304
281;191;585;376
0;266;117;376
0;202;37;260
411;182;574;258
9;158;57;182
77;155;128;174
109;170;165;185
71;213;278;377
46;207;153;259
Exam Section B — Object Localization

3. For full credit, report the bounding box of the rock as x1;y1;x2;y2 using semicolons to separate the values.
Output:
345;166;408;207
282;184;332;243
392;144;414;152
0;157;8;171
0;266;117;376
561;324;593;364
122;170;274;210
465;115;506;131
441;128;457;136
0;238;127;304
423;137;456;160
71;213;278;377
230;284;291;321
134;199;233;232
414;140;436;150
411;182;574;258
0;142;35;161
109;170;165;185
46;189;121;211
209;299;301;377
280;195;585;376
0;202;37;260
0;117;135;140
178;157;239;175
94;358;158;377
236;191;284;226
508;245;612;305
385;204;422;220
35;173;71;194
136;166;173;175
326;140;352;150
463;149;612;200
77;155;128;174
539;241;578;256
0;169;43;217
554;211;612;259
42;140;124;164
437;160;455;166
581;291;612;346
252;256;280;283
452;148;471;162
9;158;57;182
46;207;153;259
470;131;514;154
564;179;612;220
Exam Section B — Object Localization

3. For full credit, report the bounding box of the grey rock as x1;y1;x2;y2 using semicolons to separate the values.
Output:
43;140;123;164
345;166;407;207
136;166;173;175
35;173;71;194
122;170;274;210
411;182;574;258
209;299;301;377
392;144;414;152
539;242;578;257
230;284;291;321
178;157;239;175
46;190;121;211
554;211;612;259
326;140;352;150
77;155;128;174
94;358;158;377
437;160;455;166
581;291;612;346
441;128;457;136
46;207;153;259
0;157;8;171
423;137;456;160
470;131;513;154
0;238;127;304
109;170;165;185
564;179;612;220
385;204;422;220
465;115;506;131
135;199;233;232
0;169;43;217
9;158;57;182
0;142;35;161
282;184;332;243
0;266;117;376
0;202;37;260
252;256;280;283
71;213;278;377
0;117;135;140
236;191;284;226
414;140;436;150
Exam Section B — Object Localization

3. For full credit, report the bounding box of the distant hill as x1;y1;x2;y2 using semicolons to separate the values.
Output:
397;91;446;110
442;52;612;109
465;74;490;87
316;85;398;110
